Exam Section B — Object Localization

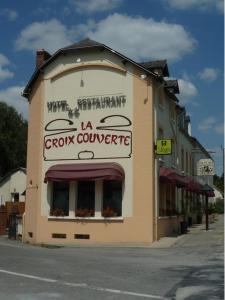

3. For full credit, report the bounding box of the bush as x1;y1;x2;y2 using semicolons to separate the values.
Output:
208;202;224;214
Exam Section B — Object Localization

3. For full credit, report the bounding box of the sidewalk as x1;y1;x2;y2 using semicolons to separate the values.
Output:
0;214;223;249
150;214;224;249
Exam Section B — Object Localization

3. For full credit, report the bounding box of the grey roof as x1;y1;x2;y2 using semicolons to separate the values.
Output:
22;38;162;98
61;38;104;50
139;60;169;77
165;80;180;94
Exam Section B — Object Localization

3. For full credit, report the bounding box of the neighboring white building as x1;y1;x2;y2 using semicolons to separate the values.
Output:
0;168;26;205
209;186;224;204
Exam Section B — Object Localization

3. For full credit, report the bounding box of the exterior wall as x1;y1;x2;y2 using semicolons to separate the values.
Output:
155;89;178;168
0;170;26;205
0;180;10;205
24;50;155;245
24;77;45;242
157;217;180;239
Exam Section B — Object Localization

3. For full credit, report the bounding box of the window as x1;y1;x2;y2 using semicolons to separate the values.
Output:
158;127;164;139
186;151;188;173
170;103;176;121
48;180;123;218
158;88;164;108
51;182;69;216
76;181;95;217
102;181;122;217
11;192;19;202
181;148;184;172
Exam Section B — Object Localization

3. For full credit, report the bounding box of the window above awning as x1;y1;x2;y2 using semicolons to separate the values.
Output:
44;163;125;183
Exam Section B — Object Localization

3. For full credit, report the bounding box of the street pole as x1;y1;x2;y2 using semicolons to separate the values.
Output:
221;145;224;176
205;194;209;231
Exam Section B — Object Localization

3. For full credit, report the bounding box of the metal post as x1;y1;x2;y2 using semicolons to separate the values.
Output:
205;194;209;231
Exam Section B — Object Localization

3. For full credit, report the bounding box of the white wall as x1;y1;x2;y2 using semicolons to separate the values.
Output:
0;170;26;205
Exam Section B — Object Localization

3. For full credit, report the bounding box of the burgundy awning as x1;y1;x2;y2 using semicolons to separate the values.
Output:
159;167;187;188
205;191;215;197
185;178;203;194
44;163;125;183
159;167;204;193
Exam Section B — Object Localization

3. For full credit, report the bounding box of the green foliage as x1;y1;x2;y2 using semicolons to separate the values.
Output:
0;102;27;177
213;173;224;196
208;201;224;214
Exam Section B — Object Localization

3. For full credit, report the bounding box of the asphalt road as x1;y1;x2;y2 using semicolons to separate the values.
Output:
0;215;223;300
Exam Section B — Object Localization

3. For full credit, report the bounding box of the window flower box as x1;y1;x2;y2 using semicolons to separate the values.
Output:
102;207;117;218
75;209;94;218
50;208;67;217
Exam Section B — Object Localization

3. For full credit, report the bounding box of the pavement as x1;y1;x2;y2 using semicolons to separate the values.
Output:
150;215;224;249
0;214;223;300
0;214;222;250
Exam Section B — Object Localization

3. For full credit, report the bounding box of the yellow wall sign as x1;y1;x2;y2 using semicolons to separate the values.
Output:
156;139;172;155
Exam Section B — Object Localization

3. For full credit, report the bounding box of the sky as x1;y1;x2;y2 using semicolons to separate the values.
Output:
0;0;224;175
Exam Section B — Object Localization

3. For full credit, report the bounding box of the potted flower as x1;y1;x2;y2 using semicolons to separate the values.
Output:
76;208;94;217
50;208;66;216
102;207;117;218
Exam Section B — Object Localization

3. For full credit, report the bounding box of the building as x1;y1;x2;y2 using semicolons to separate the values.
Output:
22;38;213;245
0;167;26;206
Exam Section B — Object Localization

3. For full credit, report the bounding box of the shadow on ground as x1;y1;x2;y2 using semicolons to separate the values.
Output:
165;262;224;300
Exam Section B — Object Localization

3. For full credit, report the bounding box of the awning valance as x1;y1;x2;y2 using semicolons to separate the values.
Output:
159;167;204;193
159;167;187;188
44;163;125;183
185;178;203;194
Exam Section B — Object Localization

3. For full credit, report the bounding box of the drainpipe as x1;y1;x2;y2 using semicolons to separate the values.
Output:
154;105;158;241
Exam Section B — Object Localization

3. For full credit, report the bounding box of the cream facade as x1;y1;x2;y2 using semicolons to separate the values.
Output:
23;39;213;245
23;40;155;245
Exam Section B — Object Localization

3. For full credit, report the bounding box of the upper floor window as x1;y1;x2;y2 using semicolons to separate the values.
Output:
158;88;164;108
186;151;189;173
181;148;184;172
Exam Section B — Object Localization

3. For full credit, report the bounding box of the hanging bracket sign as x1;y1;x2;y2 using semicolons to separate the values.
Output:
155;139;172;155
197;159;215;176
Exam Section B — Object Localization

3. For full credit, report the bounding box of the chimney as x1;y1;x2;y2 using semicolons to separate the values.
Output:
36;49;51;68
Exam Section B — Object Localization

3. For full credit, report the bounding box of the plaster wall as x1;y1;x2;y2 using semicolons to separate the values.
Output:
24;49;156;245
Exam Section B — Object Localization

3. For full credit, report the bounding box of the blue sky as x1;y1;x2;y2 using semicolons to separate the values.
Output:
0;0;224;174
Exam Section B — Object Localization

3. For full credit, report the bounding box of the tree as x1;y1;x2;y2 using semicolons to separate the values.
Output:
213;173;224;196
0;102;27;177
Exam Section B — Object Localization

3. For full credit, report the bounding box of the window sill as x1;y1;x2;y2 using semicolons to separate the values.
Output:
158;216;178;219
48;216;124;221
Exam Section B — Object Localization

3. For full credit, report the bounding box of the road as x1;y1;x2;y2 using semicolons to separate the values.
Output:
0;215;223;299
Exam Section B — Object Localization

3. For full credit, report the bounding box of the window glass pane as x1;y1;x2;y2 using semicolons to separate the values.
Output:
103;181;122;217
76;181;95;217
51;182;69;216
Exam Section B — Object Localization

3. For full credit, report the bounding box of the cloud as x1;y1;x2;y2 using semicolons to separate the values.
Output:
72;0;122;13
87;13;197;61
164;0;224;13
0;8;18;21
177;78;198;105
0;54;14;82
0;86;28;118
198;67;219;82
198;117;224;134
198;116;216;131
15;15;197;62
15;19;72;53
214;123;224;134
